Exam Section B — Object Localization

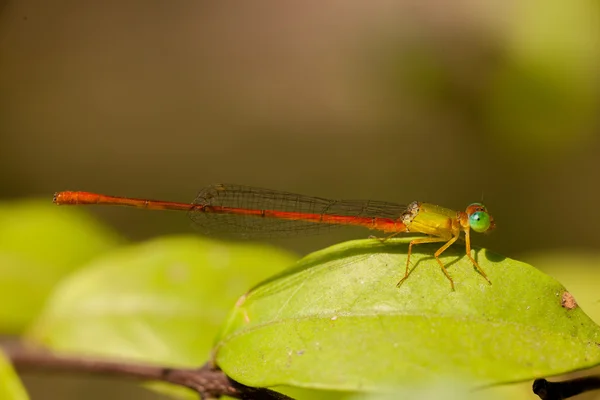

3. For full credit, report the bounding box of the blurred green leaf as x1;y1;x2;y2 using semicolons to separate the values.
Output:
486;0;600;156
275;382;533;400
0;352;29;400
26;235;298;399
0;199;122;333
214;238;600;394
342;381;529;400
275;380;533;400
27;234;298;365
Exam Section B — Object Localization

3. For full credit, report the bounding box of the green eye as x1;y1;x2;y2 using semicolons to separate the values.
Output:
469;211;491;233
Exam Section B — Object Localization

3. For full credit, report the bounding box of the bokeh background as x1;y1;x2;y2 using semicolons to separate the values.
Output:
1;1;600;399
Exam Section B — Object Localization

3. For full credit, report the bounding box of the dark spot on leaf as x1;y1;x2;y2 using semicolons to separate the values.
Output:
561;291;577;310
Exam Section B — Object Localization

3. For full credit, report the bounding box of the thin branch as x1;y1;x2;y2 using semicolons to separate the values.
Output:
533;377;600;400
3;344;292;400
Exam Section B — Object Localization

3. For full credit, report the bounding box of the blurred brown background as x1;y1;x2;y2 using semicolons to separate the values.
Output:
1;1;600;399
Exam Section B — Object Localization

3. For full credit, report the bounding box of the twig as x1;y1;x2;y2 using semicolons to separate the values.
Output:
533;377;600;400
3;344;292;400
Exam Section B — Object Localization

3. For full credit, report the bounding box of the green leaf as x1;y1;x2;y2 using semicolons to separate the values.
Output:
273;381;534;400
523;252;600;325
27;235;298;366
0;199;122;333
214;238;600;393
485;0;600;157
342;381;528;400
274;382;532;400
0;352;29;400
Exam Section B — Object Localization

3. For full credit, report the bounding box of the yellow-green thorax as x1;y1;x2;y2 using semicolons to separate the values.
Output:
402;202;462;239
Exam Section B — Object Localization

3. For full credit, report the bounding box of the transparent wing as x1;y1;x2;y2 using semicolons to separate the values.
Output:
188;184;407;238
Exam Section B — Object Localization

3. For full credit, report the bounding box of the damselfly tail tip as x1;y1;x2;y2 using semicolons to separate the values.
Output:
53;191;70;205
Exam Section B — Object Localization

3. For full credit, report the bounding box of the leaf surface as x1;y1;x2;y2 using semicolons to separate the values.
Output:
0;199;121;333
28;235;298;368
0;352;29;400
214;238;600;391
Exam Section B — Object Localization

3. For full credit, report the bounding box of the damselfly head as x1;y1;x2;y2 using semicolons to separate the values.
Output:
466;203;495;233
